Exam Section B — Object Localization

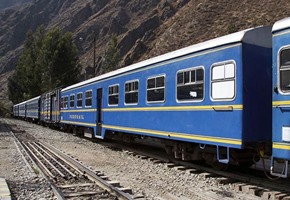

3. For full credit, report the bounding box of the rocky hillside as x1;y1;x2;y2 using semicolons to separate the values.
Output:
0;0;32;10
1;0;290;102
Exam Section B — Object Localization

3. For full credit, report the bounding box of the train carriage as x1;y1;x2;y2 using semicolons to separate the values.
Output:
271;17;290;177
60;26;272;167
13;104;19;117
26;96;40;121
40;88;61;125
18;101;27;118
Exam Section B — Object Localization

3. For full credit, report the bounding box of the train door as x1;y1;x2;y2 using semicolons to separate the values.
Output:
96;88;103;136
51;95;57;122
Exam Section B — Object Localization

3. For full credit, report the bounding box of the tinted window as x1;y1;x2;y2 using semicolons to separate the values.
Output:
77;93;82;107
125;81;138;104
85;91;92;107
70;95;75;108
63;96;68;108
177;68;204;101
280;48;290;92
108;85;119;105
147;76;165;103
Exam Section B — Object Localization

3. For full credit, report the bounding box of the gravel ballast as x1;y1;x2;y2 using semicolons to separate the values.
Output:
0;118;260;200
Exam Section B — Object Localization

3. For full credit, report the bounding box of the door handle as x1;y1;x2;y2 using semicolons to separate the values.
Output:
212;106;233;111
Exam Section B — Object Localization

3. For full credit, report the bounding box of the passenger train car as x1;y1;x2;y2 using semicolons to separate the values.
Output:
40;88;61;125
271;17;290;177
14;96;40;121
60;26;272;169
13;17;290;178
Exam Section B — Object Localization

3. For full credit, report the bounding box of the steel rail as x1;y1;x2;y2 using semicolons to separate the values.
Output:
40;142;134;200
2;119;66;200
36;142;84;175
33;142;76;178
27;142;66;178
22;142;56;179
100;140;290;194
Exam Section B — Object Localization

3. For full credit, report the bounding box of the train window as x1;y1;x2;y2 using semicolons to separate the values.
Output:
63;96;68;109
176;67;204;102
108;85;119;105
125;80;139;104
77;93;83;108
70;95;75;108
211;61;236;100
280;48;290;93
85;90;92;107
147;75;165;103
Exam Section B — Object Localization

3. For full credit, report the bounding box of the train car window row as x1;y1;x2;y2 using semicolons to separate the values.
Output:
211;61;236;101
108;85;119;105
176;67;204;102
70;94;75;108
279;47;290;93
85;90;92;107
77;92;83;108
103;61;237;107
147;75;165;103
125;80;139;104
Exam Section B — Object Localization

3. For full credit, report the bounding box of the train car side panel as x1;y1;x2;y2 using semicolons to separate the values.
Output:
101;44;244;149
26;96;40;120
271;18;290;177
242;42;272;146
40;88;61;124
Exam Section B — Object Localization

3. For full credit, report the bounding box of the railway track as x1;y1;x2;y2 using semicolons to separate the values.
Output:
4;118;290;199
97;139;290;200
4;121;141;200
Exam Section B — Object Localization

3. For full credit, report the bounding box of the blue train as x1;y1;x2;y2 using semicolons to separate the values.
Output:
13;17;290;178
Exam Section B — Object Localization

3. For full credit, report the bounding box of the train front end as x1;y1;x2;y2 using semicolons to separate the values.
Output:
272;17;290;178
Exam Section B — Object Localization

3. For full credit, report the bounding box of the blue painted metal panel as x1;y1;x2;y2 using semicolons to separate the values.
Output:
19;103;26;117
102;46;243;148
13;105;19;117
272;29;290;160
60;34;272;150
61;85;97;129
26;97;40;119
242;43;272;143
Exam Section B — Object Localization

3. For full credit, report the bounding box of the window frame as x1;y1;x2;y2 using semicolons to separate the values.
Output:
146;74;166;104
278;45;290;95
108;84;120;106
124;79;139;105
77;92;83;108
70;94;75;108
63;96;68;109
176;66;205;103
85;90;93;107
210;60;236;101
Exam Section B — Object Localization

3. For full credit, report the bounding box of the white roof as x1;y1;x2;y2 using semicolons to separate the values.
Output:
62;26;272;92
15;96;40;106
272;17;290;33
26;96;40;104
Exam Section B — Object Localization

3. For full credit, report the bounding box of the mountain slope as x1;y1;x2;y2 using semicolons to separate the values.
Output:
1;0;290;102
0;0;32;10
